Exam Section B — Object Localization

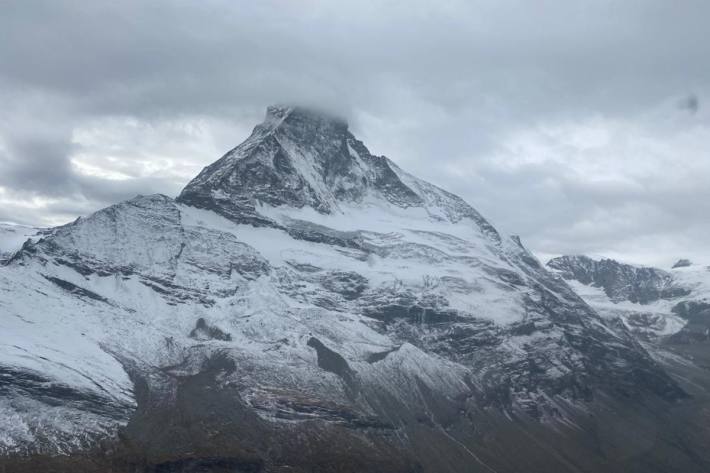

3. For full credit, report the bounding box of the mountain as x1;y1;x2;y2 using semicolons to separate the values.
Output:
547;255;710;342
546;255;710;472
2;106;710;473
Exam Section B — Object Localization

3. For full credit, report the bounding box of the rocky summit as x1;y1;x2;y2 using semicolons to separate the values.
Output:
2;106;710;473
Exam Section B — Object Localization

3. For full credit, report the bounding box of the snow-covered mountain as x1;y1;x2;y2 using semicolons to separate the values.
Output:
547;255;710;342
2;106;710;473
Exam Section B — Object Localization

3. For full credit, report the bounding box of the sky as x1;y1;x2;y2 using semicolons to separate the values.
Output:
1;0;709;267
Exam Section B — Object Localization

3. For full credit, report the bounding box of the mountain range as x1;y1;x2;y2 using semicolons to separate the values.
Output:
1;106;709;473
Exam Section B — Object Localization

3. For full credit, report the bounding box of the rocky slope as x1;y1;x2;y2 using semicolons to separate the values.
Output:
2;106;710;472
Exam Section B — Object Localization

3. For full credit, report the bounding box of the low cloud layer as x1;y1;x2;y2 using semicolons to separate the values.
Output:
1;0;709;266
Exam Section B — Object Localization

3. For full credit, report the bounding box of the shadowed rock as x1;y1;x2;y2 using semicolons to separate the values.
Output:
189;318;232;342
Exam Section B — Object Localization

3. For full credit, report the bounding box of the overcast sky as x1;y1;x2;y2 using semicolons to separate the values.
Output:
1;0;709;267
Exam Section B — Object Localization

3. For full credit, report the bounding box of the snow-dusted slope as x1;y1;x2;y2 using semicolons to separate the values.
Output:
1;107;707;473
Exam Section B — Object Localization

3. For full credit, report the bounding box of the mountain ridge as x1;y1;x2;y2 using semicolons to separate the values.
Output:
547;254;710;343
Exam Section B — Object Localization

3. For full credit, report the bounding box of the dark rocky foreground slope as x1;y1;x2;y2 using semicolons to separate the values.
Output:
2;107;710;472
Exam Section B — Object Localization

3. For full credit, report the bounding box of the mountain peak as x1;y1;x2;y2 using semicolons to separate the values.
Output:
264;104;349;131
177;105;497;235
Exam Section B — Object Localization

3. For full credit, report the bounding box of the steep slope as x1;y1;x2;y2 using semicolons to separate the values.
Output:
2;107;709;472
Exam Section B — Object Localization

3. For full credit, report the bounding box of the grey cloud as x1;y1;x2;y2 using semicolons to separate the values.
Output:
679;94;700;113
3;1;710;121
0;135;75;196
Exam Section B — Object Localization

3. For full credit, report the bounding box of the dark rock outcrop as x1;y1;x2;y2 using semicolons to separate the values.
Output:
672;258;693;269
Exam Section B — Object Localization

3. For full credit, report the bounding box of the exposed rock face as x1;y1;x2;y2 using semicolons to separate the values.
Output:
189;318;232;341
672;258;693;269
2;107;710;472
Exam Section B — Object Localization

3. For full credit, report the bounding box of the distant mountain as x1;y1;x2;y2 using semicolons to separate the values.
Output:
546;255;710;468
2;107;710;473
0;222;44;263
547;255;710;342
